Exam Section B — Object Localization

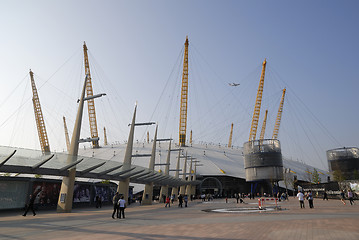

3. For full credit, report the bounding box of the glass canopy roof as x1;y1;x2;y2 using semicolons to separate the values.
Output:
0;146;197;187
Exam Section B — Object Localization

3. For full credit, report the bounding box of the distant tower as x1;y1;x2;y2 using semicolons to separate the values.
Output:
83;42;100;148
63;116;70;151
104;127;108;146
327;147;359;180
249;59;266;141
272;88;286;139
190;130;193;145
259;110;268;140
228;123;233;148
179;36;189;147
30;70;50;153
243;139;283;182
244;59;283;183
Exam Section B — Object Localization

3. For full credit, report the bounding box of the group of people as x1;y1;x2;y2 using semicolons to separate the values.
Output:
111;192;126;219
296;190;314;208
297;189;356;209
339;189;355;205
162;194;189;208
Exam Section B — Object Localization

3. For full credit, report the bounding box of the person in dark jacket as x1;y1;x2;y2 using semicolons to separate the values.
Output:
178;195;183;208
112;192;120;219
23;194;37;216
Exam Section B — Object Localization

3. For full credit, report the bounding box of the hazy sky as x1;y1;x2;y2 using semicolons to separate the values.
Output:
0;0;358;170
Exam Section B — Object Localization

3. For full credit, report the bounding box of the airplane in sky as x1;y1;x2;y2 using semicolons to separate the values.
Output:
228;83;240;86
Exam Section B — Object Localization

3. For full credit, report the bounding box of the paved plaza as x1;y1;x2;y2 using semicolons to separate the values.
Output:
1;197;359;240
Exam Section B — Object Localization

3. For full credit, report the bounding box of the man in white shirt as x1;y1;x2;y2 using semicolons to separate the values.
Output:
118;196;126;219
297;191;305;208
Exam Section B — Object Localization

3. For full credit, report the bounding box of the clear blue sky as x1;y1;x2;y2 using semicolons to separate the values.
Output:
0;0;358;170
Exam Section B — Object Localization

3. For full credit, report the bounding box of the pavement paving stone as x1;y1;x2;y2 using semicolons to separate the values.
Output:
0;198;358;239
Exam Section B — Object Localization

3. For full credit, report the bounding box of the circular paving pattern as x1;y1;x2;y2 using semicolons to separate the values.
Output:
203;206;282;213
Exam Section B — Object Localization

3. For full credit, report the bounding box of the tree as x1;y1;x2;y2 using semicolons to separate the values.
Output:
333;170;345;182
312;169;321;184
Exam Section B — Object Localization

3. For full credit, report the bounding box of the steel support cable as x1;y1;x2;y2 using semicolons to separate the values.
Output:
140;47;184;143
260;65;327;167
193;108;235;140
88;51;131;115
191;43;227;85
35;72;81;104
88;52;133;141
157;62;182;137
268;66;341;147
34;72;79;118
300;115;328;170
263;70;337;170
287;97;327;169
38;49;81;91
33;71;78;151
281;98;309;163
188;47;224;136
284;99;312;161
192;44;262;132
40;104;63;150
188;50;224;142
3;50;81;144
190;64;262;139
9;78;30;145
101;95;129;139
287;93;328;167
189;86;236;131
0;74;28;109
149;46;184;122
160;82;178;136
296;93;341;146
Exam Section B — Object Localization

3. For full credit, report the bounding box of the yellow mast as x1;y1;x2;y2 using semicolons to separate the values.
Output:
249;59;267;141
83;42;100;148
259;110;268;140
179;36;189;147
272;88;286;139
147;131;149;143
63;116;70;151
104;127;108;146
228;123;233;148
190;130;193;145
30;70;50;153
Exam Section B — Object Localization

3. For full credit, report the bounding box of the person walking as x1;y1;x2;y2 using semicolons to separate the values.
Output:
184;195;188;207
348;189;354;205
165;196;170;207
170;194;174;204
178;195;183;208
323;191;329;200
23;193;37;216
95;195;102;208
118;196;126;219
296;191;305;208
307;190;314;208
112;192;120;219
340;190;346;205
